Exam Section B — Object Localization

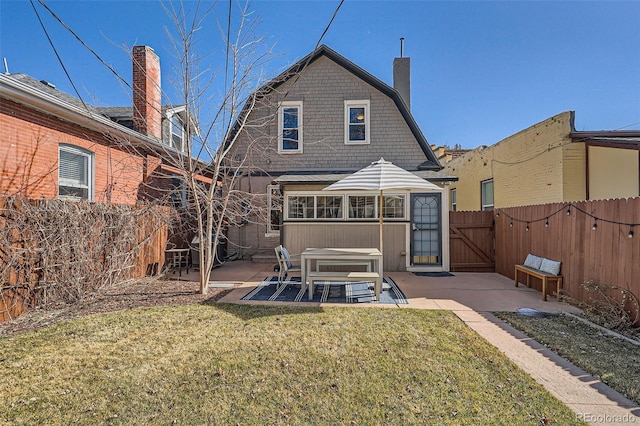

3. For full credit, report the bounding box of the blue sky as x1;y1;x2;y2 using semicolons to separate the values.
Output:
1;0;639;149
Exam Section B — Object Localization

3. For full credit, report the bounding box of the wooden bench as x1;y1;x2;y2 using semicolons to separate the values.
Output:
315;259;372;272
307;271;381;301
514;257;562;301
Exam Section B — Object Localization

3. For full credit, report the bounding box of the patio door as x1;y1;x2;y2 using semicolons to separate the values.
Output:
410;193;442;266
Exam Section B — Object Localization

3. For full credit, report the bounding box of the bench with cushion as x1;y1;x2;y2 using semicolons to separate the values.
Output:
307;271;381;301
514;254;562;301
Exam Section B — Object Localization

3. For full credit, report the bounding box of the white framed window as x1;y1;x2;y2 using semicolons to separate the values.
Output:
278;101;303;153
166;107;188;152
451;188;457;212
267;185;282;236
284;192;406;221
286;195;344;220
170;114;185;152
348;195;376;218
344;100;370;145
58;144;93;201
481;179;494;211
382;195;405;218
287;196;315;219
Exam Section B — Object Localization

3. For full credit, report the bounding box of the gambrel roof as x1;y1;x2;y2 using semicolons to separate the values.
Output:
231;45;443;171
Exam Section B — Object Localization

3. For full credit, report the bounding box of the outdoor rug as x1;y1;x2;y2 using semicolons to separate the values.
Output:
413;272;454;277
242;276;408;304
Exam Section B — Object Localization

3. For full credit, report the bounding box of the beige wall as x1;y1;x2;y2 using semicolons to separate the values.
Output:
444;112;581;211
225;175;280;259
588;146;640;200
283;222;408;272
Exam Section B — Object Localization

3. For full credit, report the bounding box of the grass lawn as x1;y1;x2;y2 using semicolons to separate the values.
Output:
495;312;640;406
1;304;583;425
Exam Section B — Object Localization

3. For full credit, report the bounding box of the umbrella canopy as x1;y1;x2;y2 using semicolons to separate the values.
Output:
323;158;441;258
323;158;441;192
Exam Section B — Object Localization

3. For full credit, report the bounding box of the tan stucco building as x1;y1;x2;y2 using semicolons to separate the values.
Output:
444;111;640;211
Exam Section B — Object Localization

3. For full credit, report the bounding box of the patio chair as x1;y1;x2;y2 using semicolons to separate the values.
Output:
274;245;301;288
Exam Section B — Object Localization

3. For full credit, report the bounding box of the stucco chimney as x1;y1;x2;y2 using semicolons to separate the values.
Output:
393;38;411;110
132;46;162;139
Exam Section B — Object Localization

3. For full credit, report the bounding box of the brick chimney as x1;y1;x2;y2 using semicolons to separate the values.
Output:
393;38;411;110
132;46;162;139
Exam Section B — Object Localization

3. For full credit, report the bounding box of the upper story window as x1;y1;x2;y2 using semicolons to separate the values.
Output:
451;188;457;212
481;179;494;211
170;114;186;152
278;101;303;153
344;100;370;145
58;144;94;201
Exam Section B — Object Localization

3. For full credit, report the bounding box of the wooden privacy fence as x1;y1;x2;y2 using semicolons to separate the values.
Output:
495;198;640;310
0;196;170;322
449;210;495;272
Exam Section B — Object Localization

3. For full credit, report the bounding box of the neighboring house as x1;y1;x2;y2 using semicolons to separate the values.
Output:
0;45;201;206
226;45;456;272
443;111;640;212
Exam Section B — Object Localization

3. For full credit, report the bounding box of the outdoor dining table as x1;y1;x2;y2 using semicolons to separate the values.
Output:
300;247;383;288
164;248;190;277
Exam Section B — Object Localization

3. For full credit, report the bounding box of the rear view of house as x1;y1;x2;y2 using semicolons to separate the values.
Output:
226;45;455;272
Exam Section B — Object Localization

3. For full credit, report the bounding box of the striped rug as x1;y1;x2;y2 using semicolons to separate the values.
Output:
242;276;408;304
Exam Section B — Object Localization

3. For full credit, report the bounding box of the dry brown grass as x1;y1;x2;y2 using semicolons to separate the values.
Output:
1;304;583;425
495;312;640;405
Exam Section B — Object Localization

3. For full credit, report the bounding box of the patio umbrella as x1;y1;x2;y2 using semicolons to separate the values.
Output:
323;158;441;256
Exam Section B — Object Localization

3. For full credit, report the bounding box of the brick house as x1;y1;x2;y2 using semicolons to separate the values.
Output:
225;45;456;272
443;111;640;212
0;45;202;205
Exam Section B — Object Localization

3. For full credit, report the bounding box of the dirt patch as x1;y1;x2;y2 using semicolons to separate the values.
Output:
0;276;236;337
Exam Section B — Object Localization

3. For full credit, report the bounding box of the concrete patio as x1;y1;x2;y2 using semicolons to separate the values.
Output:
173;260;639;424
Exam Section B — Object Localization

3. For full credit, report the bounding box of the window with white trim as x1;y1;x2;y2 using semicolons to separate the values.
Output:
382;195;405;218
284;192;405;221
286;195;343;220
344;100;370;144
348;195;376;219
58;144;93;201
451;188;457;212
170;114;186;152
278;101;303;153
481;179;494;211
267;185;282;235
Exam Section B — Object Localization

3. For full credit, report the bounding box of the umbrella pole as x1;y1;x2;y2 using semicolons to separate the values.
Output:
379;190;383;254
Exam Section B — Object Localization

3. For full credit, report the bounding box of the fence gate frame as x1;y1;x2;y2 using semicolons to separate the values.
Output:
449;211;495;272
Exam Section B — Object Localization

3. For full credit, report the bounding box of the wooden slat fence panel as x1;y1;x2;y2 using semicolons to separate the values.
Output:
449;211;495;271
496;198;640;311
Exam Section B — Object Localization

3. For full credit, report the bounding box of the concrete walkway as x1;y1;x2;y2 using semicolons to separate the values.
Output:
199;261;639;424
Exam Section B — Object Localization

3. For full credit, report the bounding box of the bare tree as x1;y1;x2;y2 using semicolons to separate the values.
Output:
159;0;277;294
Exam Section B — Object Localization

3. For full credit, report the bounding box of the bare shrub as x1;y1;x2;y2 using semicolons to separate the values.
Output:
563;280;640;334
0;196;172;320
